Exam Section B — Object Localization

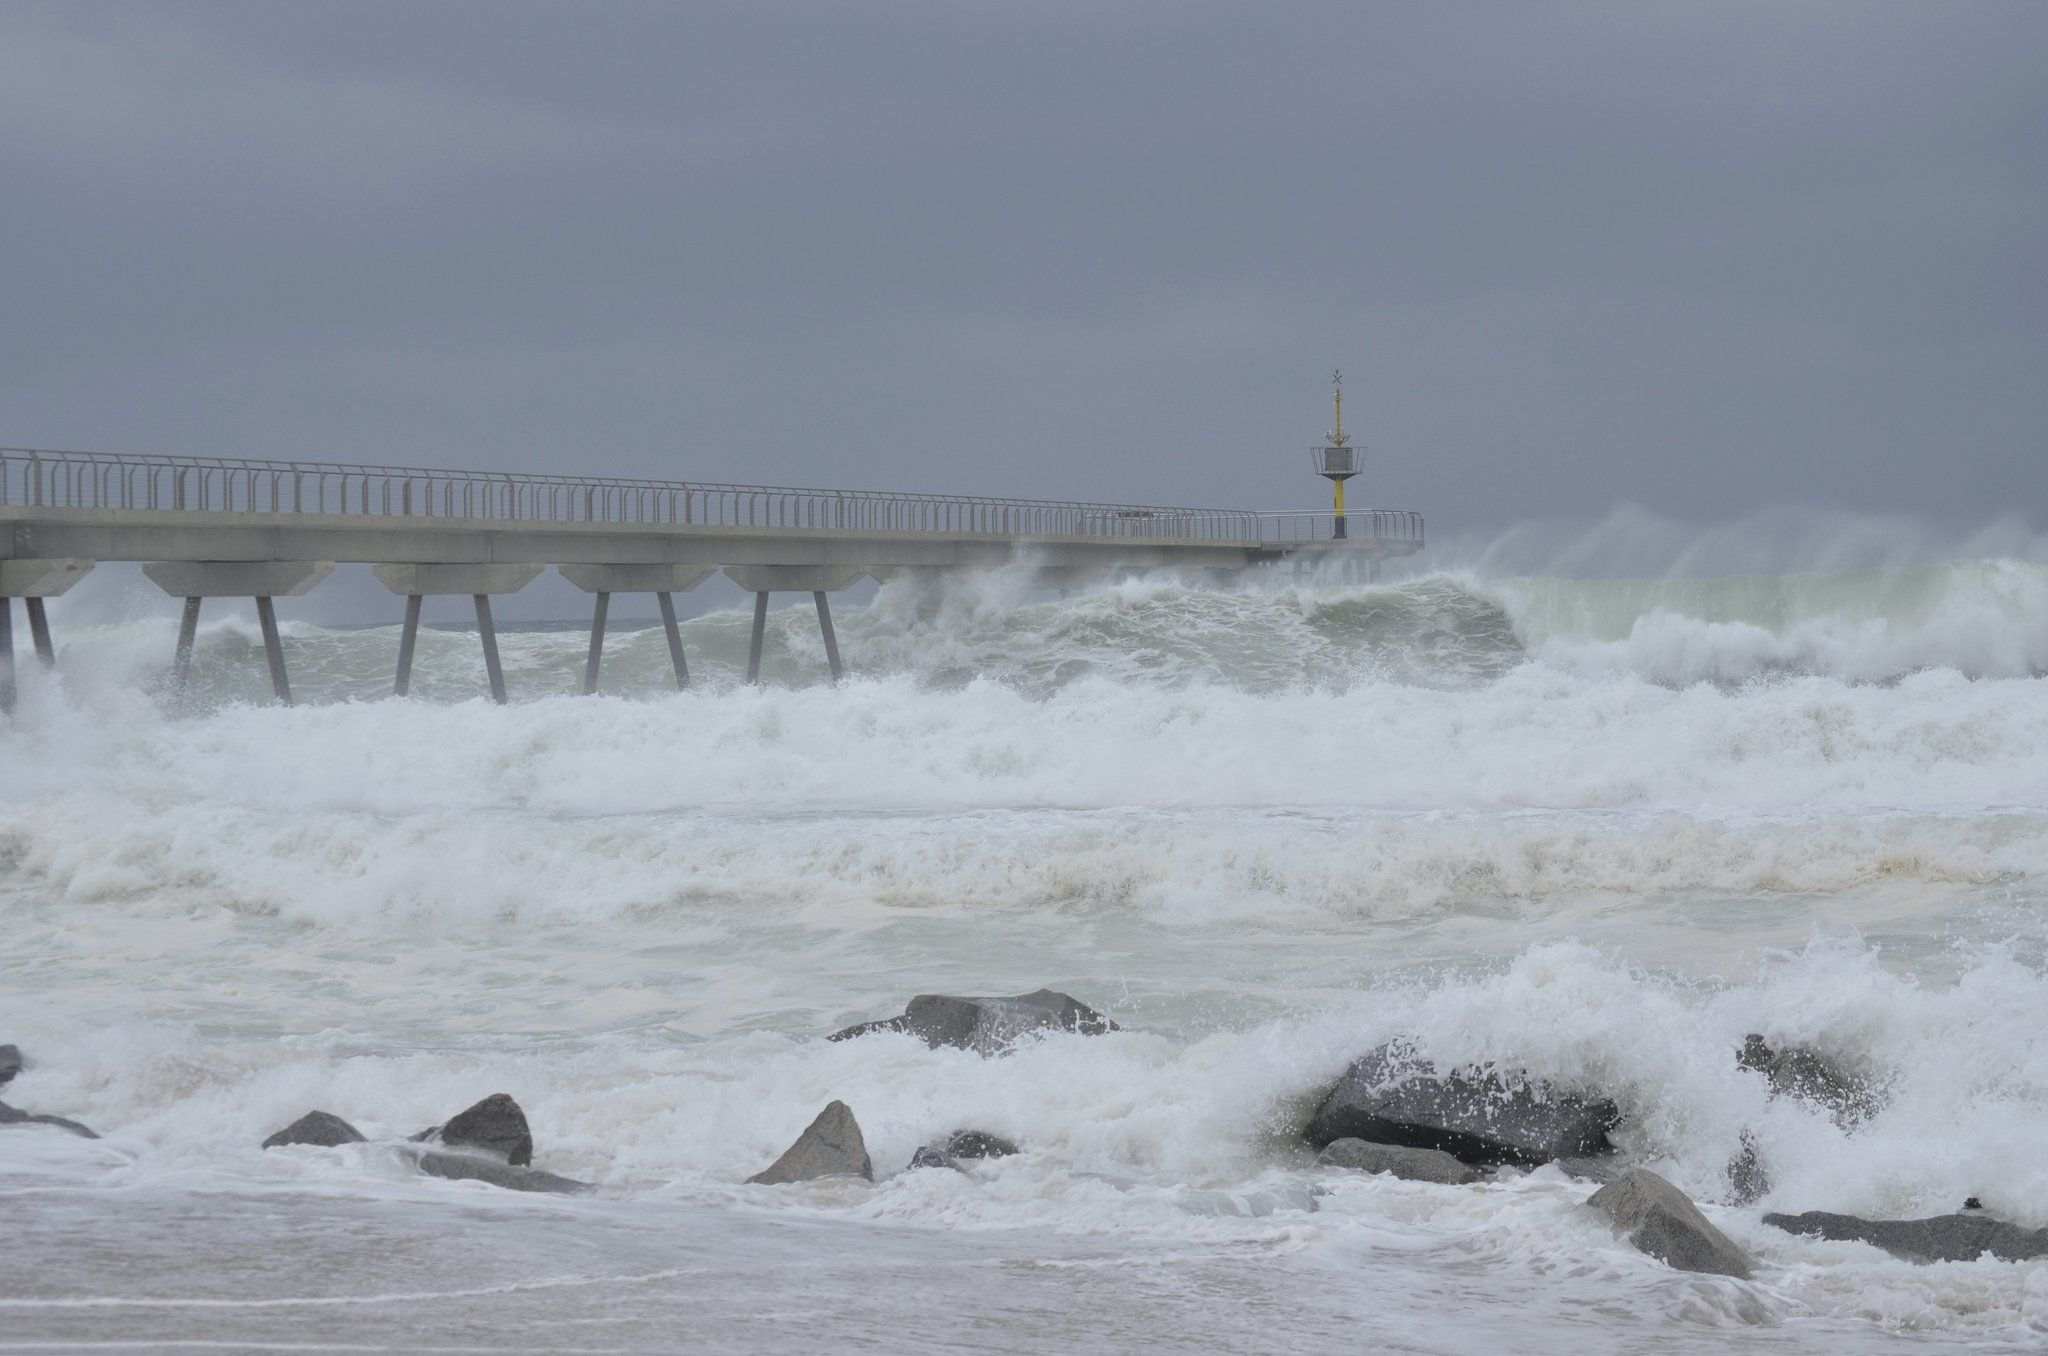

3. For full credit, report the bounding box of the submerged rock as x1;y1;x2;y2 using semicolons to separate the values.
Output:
262;1110;366;1150
905;1129;1020;1172
0;1044;21;1087
1318;1137;1482;1185
749;1100;874;1185
0;1099;99;1139
1590;1169;1752;1279
1304;1043;1621;1168
414;1093;533;1166
1763;1210;2048;1263
1177;1183;1322;1217
1738;1035;1881;1125
829;990;1117;1055
406;1148;592;1195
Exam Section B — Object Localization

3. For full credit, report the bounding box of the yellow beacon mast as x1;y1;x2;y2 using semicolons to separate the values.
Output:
1311;369;1359;540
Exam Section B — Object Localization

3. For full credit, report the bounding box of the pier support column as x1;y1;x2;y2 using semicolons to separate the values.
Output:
582;592;609;695
141;561;333;703
254;596;291;703
814;592;843;683
556;565;714;694
723;566;868;687
475;595;507;704
174;597;202;687
26;599;53;666
373;564;542;704
656;592;689;689
747;592;769;684
394;594;423;696
0;561;94;710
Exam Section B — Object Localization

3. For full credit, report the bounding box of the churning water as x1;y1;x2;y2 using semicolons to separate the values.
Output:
5;545;2048;1351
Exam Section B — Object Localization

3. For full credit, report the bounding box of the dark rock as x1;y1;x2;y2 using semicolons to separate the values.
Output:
1555;1156;1627;1185
1318;1137;1482;1185
904;1129;1020;1172
748;1100;874;1185
1738;1035;1881;1125
1963;1197;1984;1211
0;1044;20;1087
0;1099;99;1139
1726;1130;1770;1205
829;989;1117;1054
1590;1168;1752;1279
415;1093;533;1166
262;1110;366;1150
406;1148;591;1195
1764;1210;2048;1263
1304;1043;1622;1168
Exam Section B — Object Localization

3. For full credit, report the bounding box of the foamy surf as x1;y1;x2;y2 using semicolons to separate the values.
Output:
5;555;2047;1350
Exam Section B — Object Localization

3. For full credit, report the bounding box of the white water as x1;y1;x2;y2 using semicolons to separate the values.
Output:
5;550;2048;1351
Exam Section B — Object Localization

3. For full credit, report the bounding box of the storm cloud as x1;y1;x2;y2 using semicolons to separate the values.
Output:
4;1;2042;531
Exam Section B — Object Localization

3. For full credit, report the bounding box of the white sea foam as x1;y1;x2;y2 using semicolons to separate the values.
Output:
5;548;2048;1349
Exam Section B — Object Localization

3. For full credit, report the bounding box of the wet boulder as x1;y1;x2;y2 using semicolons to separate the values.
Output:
749;1100;874;1185
1590;1168;1752;1279
413;1093;533;1166
407;1148;592;1195
905;1129;1020;1172
0;1044;21;1087
1304;1044;1622;1168
1318;1137;1482;1185
829;989;1117;1055
0;1099;99;1139
1738;1035;1881;1126
262;1110;366;1150
1763;1209;2048;1263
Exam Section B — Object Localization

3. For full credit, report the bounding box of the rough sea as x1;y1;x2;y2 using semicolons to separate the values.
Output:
6;544;2048;1352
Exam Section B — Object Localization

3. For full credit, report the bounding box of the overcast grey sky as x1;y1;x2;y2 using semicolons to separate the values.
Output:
4;1;2043;533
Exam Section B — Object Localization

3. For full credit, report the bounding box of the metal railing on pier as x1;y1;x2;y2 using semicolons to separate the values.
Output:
0;447;1421;549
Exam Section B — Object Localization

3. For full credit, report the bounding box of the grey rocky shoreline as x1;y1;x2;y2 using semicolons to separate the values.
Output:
7;991;2040;1275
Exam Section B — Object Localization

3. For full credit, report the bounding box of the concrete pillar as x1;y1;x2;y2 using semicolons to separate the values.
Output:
254;596;291;704
556;565;714;694
394;594;423;696
475;595;507;705
582;592;610;695
26;600;53;666
724;566;867;688
656;592;689;690
0;560;94;687
373;564;541;704
814;592;843;683
141;561;333;702
173;597;202;689
746;592;769;685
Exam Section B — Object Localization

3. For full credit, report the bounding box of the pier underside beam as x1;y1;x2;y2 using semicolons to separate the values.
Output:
140;561;333;705
372;563;542;705
557;565;714;694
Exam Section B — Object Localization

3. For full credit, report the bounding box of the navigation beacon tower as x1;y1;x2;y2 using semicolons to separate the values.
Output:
1310;369;1360;539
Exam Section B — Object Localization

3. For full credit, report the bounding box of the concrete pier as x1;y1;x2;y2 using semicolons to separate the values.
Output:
2;449;1424;701
0;559;92;711
557;564;714;693
373;564;543;704
140;561;334;704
